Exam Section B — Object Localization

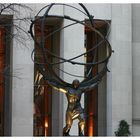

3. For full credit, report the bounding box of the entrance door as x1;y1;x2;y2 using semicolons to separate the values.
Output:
84;27;98;136
33;22;53;136
84;20;108;136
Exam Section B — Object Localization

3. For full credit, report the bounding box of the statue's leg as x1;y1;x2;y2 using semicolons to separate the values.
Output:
78;113;85;136
63;111;73;136
78;119;85;136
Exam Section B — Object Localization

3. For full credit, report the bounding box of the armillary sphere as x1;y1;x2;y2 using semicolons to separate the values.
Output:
29;3;113;92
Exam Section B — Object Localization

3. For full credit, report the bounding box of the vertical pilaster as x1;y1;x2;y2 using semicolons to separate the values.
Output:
107;4;132;136
11;7;34;136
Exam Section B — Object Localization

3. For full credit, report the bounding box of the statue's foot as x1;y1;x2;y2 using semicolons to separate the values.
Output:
79;132;84;136
63;132;70;136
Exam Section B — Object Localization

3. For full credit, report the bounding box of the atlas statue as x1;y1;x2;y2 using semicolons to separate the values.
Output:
30;3;113;136
49;78;100;136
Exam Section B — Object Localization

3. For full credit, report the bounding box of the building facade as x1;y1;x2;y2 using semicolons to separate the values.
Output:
0;3;140;136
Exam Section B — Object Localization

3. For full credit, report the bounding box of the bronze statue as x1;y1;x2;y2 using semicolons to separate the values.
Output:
34;69;100;136
48;78;100;136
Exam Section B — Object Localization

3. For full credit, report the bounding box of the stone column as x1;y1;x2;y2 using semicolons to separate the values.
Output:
107;4;132;136
11;6;35;136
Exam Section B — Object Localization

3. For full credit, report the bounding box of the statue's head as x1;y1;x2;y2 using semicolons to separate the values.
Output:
72;79;80;89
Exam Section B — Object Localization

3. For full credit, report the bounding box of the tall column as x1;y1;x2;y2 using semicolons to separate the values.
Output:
107;4;132;136
11;7;34;136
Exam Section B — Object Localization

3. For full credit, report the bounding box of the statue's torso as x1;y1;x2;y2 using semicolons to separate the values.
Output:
66;88;83;112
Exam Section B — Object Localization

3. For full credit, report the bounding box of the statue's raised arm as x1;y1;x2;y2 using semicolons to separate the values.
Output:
79;65;108;93
79;80;100;92
35;65;70;94
46;78;68;94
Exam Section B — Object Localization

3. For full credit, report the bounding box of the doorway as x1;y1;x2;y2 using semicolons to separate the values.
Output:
0;15;12;136
33;17;63;136
84;20;108;136
33;22;53;136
